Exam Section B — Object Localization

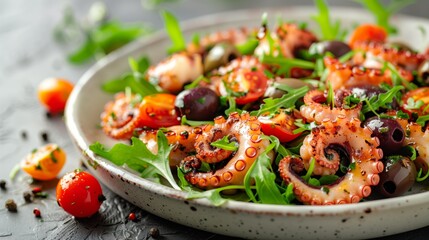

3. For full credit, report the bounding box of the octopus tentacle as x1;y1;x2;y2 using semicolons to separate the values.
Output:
404;123;429;174
352;41;427;71
147;52;203;93
181;112;271;189
101;93;141;140
279;116;384;205
324;57;413;90
299;89;361;124
139;126;203;167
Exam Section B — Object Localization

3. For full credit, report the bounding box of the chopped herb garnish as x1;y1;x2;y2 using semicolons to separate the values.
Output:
235;38;259;55
210;136;238;151
162;11;186;54
184;75;210;90
362;85;404;115
181;115;213;127
416;114;429;127
260;55;315;77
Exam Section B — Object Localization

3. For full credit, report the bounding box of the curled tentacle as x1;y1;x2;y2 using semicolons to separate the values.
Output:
181;112;271;189
352;41;427;71
279;116;384;205
139;126;203;167
147;52;203;93
299;89;361;124
101;93;141;140
404;123;429;174
324;57;413;90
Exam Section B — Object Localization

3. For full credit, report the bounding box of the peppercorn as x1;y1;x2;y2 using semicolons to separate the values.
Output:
33;208;41;218
40;131;49;143
0;180;6;190
23;191;33;203
149;227;160;239
5;199;17;212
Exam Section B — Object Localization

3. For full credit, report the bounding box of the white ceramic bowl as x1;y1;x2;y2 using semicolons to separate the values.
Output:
65;7;429;240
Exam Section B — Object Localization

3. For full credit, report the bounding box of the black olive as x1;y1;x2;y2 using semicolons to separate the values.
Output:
376;156;416;198
175;87;220;121
418;60;429;84
363;117;405;155
309;40;351;58
203;43;240;73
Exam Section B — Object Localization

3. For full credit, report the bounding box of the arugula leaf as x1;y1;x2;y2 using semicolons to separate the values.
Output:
416;114;429;127
252;86;308;116
361;85;404;115
186;185;246;206
260;55;315;77
181;115;213;127
243;142;288;204
89;131;181;190
184;75;210;90
225;97;243;115
312;0;342;40
235;38;259;55
356;0;415;34
210;136;238;151
162;11;186;54
385;62;417;90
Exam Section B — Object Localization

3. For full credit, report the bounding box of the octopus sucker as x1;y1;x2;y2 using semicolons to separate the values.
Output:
139;126;201;167
279;117;383;205
300;89;361;124
181;112;271;189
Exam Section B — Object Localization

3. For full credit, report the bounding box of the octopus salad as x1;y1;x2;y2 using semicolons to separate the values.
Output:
90;8;429;206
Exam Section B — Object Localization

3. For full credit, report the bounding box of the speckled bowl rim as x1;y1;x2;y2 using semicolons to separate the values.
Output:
66;6;429;219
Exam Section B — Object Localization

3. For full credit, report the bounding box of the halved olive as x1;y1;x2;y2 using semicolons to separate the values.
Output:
376;156;417;198
203;43;240;73
363;117;405;156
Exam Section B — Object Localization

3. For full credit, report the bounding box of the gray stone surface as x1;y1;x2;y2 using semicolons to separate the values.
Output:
1;0;428;239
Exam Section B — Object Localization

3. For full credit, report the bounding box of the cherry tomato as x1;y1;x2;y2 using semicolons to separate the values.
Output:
21;144;66;180
139;93;180;129
56;170;105;218
349;24;387;47
259;110;301;142
219;69;268;105
37;78;74;114
401;87;429;116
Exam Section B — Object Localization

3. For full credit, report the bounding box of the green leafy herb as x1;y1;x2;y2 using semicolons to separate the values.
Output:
356;0;415;34
326;81;334;108
252;86;309;116
186;185;246;206
385;62;417;90
235;38;259;55
162;11;186;54
416;168;429;182
401;145;417;161
293;119;317;134
312;0;342;40
210;136;238;151
225;97;242;115
181;115;213;127
89;131;180;190
260;55;315;77
184;75;210;90
319;175;339;185
362;85;404;115
416;114;429;127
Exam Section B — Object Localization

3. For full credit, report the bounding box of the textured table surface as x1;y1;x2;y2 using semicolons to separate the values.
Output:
1;0;429;239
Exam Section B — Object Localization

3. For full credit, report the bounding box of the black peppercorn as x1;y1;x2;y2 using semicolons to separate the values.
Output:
23;191;33;203
5;199;17;212
0;180;6;190
149;227;160;239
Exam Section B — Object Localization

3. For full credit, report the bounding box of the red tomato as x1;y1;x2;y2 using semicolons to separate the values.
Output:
259;110;301;142
139;93;180;128
56;170;105;218
38;78;74;114
401;87;429;116
220;69;268;105
349;24;387;47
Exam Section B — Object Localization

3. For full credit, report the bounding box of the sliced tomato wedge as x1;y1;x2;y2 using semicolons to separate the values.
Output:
349;24;387;47
258;110;301;143
401;87;429;116
220;69;268;105
139;93;180;129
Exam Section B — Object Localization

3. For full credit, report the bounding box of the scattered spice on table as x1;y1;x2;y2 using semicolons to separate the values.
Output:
23;191;33;203
5;199;17;212
21;130;28;140
33;208;42;218
149;227;160;239
0;179;6;190
40;131;49;143
128;212;137;222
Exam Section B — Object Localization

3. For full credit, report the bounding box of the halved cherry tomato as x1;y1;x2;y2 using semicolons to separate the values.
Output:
139;93;180;129
349;24;387;47
401;87;429;116
56;170;105;218
258;110;301;142
21;144;66;180
220;69;268;105
38;78;74;114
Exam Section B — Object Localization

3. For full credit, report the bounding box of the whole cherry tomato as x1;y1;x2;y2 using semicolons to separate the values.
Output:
349;24;387;47
21;144;66;180
56;170;105;218
139;93;180;129
401;87;429;116
219;69;268;105
38;78;74;114
259;110;301;143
